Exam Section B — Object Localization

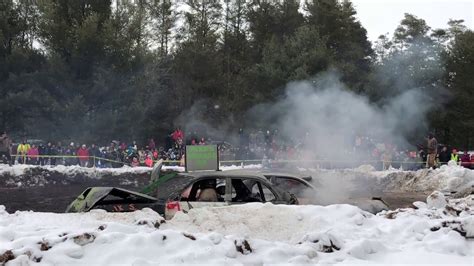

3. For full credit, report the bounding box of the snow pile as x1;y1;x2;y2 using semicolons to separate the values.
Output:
0;164;153;177
1;195;473;265
0;164;264;188
379;163;474;193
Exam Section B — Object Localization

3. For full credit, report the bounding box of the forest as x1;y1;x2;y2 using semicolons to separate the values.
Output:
0;0;473;148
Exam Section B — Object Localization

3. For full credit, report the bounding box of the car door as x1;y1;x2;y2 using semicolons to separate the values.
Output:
165;177;230;219
268;176;314;204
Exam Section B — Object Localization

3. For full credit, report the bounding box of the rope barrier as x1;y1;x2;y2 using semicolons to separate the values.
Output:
4;154;473;168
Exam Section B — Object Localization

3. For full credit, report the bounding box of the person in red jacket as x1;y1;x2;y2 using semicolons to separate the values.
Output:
144;155;153;167
171;127;184;143
77;144;90;167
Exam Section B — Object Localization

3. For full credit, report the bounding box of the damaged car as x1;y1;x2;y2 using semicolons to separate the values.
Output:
66;170;298;219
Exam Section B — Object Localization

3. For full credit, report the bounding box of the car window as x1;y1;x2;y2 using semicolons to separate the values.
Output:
180;178;225;202
250;182;276;202
261;183;276;202
231;179;262;203
270;176;307;197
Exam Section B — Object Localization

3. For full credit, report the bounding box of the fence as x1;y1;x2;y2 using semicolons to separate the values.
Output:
3;154;472;171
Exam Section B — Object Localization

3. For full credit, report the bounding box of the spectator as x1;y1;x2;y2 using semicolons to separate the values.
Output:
89;144;100;167
77;144;90;167
450;149;459;163
172;127;184;142
148;138;156;150
145;155;153;167
49;143;58;166
199;137;206;145
65;142;77;166
460;151;470;168
131;157;140;167
0;131;12;165
17;139;30;164
44;142;53;166
470;153;474;170
426;133;438;168
438;146;450;165
56;142;64;165
38;143;46;165
138;148;146;165
27;144;39;165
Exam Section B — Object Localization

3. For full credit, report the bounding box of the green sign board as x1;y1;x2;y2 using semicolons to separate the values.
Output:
185;145;219;172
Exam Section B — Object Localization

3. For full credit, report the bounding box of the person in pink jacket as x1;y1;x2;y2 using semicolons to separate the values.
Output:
27;144;39;165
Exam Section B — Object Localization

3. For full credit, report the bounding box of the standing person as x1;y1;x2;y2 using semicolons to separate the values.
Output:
17;139;30;164
0;131;12;165
77;144;90;167
44;142;53;166
88;144;100;167
148;138;156;151
426;133;438;169
438;146;450;165
460;151;471;168
38;143;46;166
65;142;76;166
171;127;184;144
451;149;459;163
56;142;64;165
27;144;39;165
49;143;58;166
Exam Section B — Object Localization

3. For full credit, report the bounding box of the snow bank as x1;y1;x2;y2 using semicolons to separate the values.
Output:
0;164;153;177
378;163;474;193
0;164;263;188
1;195;473;265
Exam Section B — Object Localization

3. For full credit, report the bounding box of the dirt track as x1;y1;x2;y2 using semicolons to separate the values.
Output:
0;167;431;213
0;167;151;213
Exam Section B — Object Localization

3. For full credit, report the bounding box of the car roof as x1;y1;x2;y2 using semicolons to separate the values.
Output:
154;170;274;199
223;168;308;179
180;170;269;180
222;169;314;188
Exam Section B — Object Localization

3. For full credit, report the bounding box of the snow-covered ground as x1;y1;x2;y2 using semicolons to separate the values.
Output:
0;163;264;177
0;193;473;265
1;163;473;264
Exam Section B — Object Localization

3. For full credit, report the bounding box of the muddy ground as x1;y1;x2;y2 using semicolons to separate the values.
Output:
0;167;151;213
0;167;431;213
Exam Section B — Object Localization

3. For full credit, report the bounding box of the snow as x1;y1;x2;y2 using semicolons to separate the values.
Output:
1;195;473;265
351;162;474;193
0;164;153;177
427;191;448;209
0;163;262;177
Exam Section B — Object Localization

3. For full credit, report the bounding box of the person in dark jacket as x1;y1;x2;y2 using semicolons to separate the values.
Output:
49;143;58;166
88;144;100;167
38;143;46;165
438;146;450;165
0;131;12;165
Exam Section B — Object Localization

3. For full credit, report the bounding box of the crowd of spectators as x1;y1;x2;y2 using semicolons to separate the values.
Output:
235;129;474;170
0;128;207;168
0;129;473;170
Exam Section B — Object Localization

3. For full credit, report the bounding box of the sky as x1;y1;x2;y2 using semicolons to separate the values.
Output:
350;0;474;41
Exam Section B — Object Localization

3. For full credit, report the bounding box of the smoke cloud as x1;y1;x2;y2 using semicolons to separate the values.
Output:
248;70;440;160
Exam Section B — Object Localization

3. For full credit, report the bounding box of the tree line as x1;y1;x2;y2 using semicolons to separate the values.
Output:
0;0;473;148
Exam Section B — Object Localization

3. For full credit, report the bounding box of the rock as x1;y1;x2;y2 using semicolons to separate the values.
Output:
427;191;447;209
462;217;474;238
